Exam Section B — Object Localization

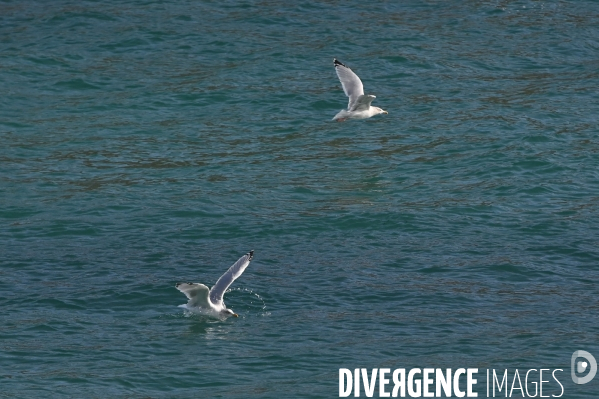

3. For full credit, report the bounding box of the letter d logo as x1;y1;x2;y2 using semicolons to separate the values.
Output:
571;350;597;384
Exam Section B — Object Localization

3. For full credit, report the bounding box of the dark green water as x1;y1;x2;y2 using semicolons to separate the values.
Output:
1;1;598;398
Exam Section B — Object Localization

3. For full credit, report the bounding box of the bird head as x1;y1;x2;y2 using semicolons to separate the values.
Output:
222;309;239;318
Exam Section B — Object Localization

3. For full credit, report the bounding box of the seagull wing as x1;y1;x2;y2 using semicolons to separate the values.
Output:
334;59;364;110
176;282;211;308
351;94;376;112
209;250;254;307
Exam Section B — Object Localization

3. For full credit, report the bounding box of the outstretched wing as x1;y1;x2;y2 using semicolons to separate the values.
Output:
334;59;364;110
209;250;254;307
176;282;211;308
350;94;376;112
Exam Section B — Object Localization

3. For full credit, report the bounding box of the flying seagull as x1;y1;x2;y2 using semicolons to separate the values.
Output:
176;250;254;318
332;58;388;122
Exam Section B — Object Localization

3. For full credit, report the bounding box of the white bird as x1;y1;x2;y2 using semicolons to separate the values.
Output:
332;58;388;122
176;250;254;318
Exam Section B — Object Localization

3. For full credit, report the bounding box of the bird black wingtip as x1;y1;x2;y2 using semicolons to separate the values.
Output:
334;58;346;67
248;250;254;260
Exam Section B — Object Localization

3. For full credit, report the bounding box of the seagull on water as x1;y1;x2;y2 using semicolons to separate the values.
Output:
176;250;254;318
332;58;388;122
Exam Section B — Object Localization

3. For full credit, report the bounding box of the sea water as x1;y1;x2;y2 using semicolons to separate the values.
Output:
1;1;598;398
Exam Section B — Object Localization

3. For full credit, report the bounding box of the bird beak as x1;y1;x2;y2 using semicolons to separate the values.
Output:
383;110;388;114
233;313;239;317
